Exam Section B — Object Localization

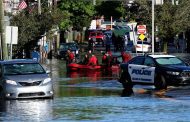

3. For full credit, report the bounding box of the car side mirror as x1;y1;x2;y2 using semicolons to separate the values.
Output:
46;70;51;74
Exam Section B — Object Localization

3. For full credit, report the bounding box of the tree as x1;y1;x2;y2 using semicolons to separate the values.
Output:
155;2;175;52
58;0;95;31
10;7;68;56
126;0;152;32
175;0;190;53
136;0;187;52
95;1;125;20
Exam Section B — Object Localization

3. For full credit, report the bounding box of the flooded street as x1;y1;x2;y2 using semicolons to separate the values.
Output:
1;54;190;122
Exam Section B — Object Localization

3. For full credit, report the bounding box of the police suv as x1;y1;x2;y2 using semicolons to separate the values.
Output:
119;54;190;90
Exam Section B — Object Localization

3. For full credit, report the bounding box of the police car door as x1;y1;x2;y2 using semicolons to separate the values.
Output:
128;56;155;83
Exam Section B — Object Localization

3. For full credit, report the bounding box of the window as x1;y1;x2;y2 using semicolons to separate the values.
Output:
144;57;155;66
155;57;186;66
129;56;144;65
90;32;96;36
4;63;45;75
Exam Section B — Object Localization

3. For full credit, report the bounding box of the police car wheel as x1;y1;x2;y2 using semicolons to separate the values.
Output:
154;74;167;90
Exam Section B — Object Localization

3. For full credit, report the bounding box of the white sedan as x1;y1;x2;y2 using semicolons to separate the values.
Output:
134;41;151;53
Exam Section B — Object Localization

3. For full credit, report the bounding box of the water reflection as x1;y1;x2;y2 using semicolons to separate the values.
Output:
67;68;119;81
67;70;102;81
0;99;53;121
57;87;122;97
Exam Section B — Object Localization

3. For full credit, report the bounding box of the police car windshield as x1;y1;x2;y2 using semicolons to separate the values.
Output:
155;57;186;66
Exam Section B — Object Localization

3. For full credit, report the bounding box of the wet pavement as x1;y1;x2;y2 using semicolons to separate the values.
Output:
1;53;190;121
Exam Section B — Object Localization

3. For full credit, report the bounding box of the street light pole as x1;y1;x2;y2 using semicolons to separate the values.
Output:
152;0;155;54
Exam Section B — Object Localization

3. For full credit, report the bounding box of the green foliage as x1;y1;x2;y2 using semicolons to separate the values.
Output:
11;11;40;48
58;0;95;31
95;1;125;20
125;0;152;32
9;0;190;53
135;0;151;23
10;7;68;50
155;1;178;40
175;0;190;31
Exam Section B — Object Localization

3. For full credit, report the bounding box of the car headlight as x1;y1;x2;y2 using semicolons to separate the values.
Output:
6;80;17;85
76;50;79;54
166;71;180;75
42;78;51;85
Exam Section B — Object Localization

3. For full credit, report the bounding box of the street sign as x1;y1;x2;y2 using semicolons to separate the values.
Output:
139;34;146;41
5;26;18;59
5;26;18;44
137;25;146;34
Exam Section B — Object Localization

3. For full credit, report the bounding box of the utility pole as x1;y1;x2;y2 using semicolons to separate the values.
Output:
93;0;96;5
0;0;8;60
38;0;41;15
152;0;155;54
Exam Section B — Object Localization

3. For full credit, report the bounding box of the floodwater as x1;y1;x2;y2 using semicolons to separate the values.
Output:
1;54;190;122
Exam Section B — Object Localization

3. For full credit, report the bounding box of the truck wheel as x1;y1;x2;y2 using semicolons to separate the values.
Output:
154;74;167;90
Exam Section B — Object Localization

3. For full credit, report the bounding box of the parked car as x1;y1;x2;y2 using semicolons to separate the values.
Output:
88;31;104;46
134;41;151;53
119;54;190;90
0;59;54;99
57;42;79;59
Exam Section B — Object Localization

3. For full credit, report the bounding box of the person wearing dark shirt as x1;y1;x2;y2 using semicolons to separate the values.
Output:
105;34;112;52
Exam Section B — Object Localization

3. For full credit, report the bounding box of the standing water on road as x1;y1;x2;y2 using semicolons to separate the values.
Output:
1;54;190;122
